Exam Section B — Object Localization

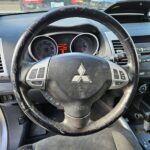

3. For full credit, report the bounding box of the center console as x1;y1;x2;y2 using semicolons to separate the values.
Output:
105;33;150;150
133;35;150;78
130;35;150;149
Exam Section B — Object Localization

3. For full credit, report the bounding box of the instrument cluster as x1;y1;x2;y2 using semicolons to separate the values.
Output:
29;32;100;61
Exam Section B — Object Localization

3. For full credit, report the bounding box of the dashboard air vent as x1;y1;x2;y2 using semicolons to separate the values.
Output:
112;40;128;65
0;38;8;80
0;54;4;73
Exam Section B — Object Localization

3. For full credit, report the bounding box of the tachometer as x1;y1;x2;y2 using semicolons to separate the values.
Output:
29;36;58;61
70;33;99;55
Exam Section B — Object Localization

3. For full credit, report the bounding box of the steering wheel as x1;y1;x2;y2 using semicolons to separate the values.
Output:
11;6;139;135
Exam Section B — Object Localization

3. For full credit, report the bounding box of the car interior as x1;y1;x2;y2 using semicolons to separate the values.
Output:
0;0;150;150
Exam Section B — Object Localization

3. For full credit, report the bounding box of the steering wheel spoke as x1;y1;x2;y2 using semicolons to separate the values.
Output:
26;57;50;90
107;61;129;89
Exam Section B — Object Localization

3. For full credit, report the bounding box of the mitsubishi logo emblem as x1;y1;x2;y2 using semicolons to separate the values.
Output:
72;64;92;83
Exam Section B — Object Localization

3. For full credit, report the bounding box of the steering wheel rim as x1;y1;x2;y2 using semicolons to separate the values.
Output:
11;6;139;135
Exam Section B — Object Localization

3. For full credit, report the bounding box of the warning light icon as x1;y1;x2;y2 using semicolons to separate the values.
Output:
58;43;68;54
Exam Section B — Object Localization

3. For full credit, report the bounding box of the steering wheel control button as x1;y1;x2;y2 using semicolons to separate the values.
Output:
108;61;129;89
115;82;123;85
37;67;45;78
26;57;50;89
113;69;119;79
119;71;126;80
29;69;38;79
31;81;43;86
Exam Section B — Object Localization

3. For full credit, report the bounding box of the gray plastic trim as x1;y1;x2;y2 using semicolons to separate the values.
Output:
104;31;118;56
0;83;13;95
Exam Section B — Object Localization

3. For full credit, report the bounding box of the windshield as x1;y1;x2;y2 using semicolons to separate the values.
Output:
0;0;119;13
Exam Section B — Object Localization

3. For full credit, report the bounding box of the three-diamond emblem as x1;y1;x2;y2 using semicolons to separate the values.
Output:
72;63;92;83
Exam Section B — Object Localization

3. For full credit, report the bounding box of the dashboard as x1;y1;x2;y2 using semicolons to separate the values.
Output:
0;12;150;98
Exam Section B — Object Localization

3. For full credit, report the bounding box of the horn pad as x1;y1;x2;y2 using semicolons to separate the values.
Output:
46;53;111;104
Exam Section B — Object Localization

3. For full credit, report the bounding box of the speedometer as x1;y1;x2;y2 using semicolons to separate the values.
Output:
29;36;58;61
70;33;99;55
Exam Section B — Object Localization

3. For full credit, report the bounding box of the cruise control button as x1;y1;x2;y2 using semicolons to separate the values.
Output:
121;75;126;80
119;71;126;80
119;71;124;75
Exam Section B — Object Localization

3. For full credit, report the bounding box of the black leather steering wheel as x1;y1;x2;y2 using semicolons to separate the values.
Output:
11;6;139;135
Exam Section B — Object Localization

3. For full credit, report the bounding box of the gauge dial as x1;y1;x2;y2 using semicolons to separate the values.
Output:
70;33;99;55
30;36;58;61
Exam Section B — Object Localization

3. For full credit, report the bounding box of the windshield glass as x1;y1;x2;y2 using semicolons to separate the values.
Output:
0;0;118;13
